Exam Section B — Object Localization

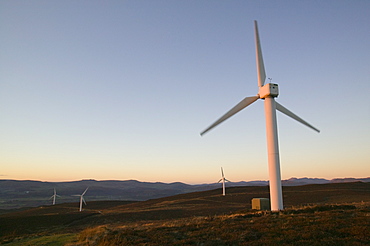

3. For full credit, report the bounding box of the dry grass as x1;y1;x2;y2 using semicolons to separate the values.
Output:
1;183;369;245
74;203;370;246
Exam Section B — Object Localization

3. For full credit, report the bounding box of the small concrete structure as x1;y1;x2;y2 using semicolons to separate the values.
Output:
251;198;270;210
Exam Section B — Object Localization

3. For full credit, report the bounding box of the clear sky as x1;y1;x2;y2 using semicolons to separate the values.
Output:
1;0;369;184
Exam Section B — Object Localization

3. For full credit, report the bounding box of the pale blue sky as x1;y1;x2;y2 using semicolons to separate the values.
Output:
1;0;369;183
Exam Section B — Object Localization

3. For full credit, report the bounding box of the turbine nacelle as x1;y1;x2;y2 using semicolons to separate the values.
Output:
258;83;279;99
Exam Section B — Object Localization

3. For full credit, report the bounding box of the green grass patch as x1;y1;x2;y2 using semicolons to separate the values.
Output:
4;233;77;246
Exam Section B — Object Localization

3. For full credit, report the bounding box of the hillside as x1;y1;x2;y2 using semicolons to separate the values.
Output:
1;177;369;210
0;182;369;245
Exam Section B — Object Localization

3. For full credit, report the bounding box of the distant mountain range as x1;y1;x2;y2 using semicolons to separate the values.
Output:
0;177;369;210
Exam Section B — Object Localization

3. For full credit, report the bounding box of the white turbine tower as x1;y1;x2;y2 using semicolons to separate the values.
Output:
201;20;319;211
73;187;88;212
50;188;60;205
218;167;230;196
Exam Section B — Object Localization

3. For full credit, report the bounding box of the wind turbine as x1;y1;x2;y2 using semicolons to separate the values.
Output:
201;20;319;211
49;188;60;205
218;167;230;196
73;187;88;212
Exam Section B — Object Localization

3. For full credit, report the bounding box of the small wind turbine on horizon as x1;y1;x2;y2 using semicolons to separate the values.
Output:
72;187;88;212
50;188;60;205
201;20;319;211
218;167;230;196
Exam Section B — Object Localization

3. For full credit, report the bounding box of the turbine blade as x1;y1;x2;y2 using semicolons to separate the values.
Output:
221;167;224;177
276;102;320;133
82;197;87;205
217;179;222;183
254;20;266;87
82;187;89;196
201;96;259;136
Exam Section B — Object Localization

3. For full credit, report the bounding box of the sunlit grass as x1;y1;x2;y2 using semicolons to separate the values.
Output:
75;203;370;245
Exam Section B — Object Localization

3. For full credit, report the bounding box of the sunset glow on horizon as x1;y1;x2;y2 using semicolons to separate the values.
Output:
1;1;369;184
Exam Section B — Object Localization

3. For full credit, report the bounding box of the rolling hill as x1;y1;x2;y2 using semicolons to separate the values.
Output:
1;177;369;210
0;181;369;245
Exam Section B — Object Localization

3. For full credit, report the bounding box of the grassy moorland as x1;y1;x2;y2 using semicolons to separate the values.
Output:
74;204;369;246
1;182;369;245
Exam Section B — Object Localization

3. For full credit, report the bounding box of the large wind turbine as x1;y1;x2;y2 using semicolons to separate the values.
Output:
201;21;319;211
73;187;88;212
218;167;230;196
50;188;60;205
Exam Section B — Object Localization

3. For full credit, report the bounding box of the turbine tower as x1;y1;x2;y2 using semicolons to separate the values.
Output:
73;187;88;212
50;188;60;205
201;20;319;211
218;167;230;196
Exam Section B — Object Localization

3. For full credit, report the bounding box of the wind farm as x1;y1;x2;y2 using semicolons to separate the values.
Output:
1;0;369;245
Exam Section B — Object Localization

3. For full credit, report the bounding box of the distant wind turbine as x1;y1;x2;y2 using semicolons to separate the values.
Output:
50;188;60;205
73;187;88;212
218;167;230;196
201;20;319;211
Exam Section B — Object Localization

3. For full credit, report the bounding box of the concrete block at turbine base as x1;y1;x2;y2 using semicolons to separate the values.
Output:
252;198;270;210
